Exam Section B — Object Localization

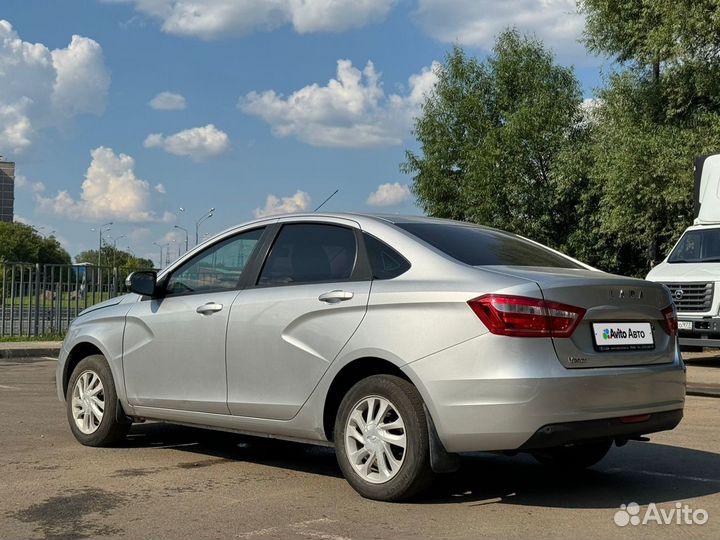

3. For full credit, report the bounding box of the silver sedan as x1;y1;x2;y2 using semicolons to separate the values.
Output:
57;213;685;501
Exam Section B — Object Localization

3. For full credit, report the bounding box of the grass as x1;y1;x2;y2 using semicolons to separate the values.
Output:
0;334;64;342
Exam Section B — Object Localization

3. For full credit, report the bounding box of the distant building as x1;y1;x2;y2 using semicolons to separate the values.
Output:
0;160;15;222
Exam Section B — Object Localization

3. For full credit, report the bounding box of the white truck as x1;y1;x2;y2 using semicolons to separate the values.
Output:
647;154;720;348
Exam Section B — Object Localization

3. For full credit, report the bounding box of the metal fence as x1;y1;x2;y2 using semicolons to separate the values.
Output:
0;262;153;337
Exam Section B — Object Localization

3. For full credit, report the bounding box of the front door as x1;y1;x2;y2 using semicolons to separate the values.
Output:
123;227;267;414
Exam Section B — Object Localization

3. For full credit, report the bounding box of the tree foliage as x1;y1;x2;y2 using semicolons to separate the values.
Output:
75;246;154;269
0;222;71;265
581;0;720;68
404;31;583;248
407;6;720;277
573;0;720;274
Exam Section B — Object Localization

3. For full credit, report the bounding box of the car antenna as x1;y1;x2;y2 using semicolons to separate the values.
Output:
314;189;339;212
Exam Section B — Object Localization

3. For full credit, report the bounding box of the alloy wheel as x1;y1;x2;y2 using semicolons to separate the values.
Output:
71;370;105;434
344;395;407;484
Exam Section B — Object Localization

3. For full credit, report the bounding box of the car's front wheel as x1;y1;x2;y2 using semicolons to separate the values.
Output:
532;440;612;469
66;354;130;446
334;375;434;501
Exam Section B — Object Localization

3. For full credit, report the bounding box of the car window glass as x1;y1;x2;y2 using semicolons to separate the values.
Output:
363;233;410;279
396;222;582;268
166;228;265;295
259;224;357;285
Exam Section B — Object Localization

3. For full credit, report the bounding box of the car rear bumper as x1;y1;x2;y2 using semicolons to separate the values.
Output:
517;409;683;450
403;334;686;453
677;315;720;347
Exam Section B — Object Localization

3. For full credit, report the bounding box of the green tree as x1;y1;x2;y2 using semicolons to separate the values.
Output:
580;0;720;122
403;31;583;248
0;222;71;265
75;246;154;269
572;0;720;275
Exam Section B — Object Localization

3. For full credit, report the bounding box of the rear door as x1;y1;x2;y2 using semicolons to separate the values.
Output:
226;220;371;420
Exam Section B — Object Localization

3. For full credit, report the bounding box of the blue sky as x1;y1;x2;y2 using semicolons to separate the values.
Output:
1;0;607;265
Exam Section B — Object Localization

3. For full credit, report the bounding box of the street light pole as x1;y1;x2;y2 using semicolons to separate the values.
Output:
165;239;176;266
195;208;215;246
91;222;113;267
152;242;166;269
174;225;189;253
108;235;127;269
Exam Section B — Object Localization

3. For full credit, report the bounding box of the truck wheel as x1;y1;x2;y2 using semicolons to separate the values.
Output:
532;440;612;469
334;375;434;501
66;355;130;447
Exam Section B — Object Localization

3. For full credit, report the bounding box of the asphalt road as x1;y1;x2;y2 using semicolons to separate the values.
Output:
1;359;719;540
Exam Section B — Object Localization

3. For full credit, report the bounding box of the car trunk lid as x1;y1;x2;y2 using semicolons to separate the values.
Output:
481;266;675;368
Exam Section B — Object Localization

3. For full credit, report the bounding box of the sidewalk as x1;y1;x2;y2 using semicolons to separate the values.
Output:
0;341;62;359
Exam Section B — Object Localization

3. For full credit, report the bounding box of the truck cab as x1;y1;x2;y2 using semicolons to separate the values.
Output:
647;154;720;348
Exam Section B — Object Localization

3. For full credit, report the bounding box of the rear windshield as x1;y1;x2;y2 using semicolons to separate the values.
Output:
396;222;582;268
668;228;720;263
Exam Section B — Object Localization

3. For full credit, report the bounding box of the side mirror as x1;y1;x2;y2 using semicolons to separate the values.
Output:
126;271;157;297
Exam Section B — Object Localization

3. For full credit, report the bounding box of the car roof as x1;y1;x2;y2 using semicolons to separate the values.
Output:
258;212;489;228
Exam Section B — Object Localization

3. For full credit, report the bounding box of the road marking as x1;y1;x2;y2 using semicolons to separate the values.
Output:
237;518;350;540
606;467;720;484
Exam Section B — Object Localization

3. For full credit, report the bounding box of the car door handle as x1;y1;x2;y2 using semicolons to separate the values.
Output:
196;302;223;314
318;290;354;304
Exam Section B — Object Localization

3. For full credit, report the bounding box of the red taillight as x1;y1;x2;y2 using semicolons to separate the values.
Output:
661;304;678;337
467;294;586;338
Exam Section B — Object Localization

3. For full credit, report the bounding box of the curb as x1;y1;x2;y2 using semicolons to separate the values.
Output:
687;386;720;398
0;347;61;360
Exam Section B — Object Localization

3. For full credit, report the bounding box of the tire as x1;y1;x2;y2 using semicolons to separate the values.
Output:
532;440;612;470
334;375;434;501
65;354;130;447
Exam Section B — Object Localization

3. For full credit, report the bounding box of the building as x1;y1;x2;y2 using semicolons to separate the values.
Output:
0;160;15;222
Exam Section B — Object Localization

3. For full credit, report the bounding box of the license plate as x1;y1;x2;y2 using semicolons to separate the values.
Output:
678;321;693;331
592;322;655;351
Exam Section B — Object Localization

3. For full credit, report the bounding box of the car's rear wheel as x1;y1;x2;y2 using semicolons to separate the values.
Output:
66;355;130;447
334;375;434;501
532;440;612;469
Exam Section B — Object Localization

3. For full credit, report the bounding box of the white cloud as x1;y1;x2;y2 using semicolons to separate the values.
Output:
413;0;586;62
36;147;170;222
367;182;412;207
240;59;439;148
103;0;396;39
144;124;230;160
254;190;311;217
0;20;110;154
154;183;166;193
149;91;187;110
14;174;46;194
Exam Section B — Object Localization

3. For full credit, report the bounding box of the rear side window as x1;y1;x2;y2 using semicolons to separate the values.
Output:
258;223;357;285
363;233;410;279
396;222;582;268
